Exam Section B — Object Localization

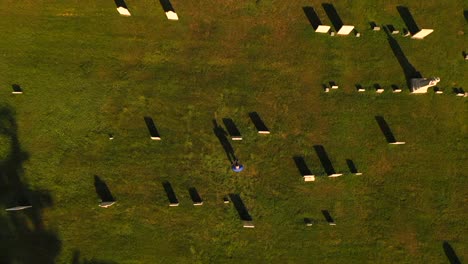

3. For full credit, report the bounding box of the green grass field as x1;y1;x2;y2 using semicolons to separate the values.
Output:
0;0;466;263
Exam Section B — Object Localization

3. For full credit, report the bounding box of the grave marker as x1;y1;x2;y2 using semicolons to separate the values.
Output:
144;117;161;140
411;77;440;93
249;112;270;134
337;25;355;35
5;205;32;211
11;84;23;94
411;29;434;39
322;210;336;225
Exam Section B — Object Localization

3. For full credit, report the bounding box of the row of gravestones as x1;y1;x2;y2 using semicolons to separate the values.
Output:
322;80;467;96
134;113;270;141
3;179;337;228
115;0;178;20
305;4;434;39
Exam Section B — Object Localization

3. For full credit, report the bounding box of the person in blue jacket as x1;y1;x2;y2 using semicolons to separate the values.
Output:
231;159;244;172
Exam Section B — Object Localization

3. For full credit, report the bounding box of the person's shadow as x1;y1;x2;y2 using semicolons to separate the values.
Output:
212;119;236;163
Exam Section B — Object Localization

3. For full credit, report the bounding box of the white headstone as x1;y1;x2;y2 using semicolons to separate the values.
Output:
358;88;366;92
303;175;315;182
411;77;440;93
376;88;384;93
151;136;161;140
166;11;178;20
243;221;255;228
5;205;32;211
99;201;115;208
193;201;203;206
324;87;330;92
329;31;335;36
116;7;131;16
411;29;434;39
393;88;402;93
372;26;381;31
169;202;179;207
328;173;343;178
231;136;242;140
315;25;331;33
337;25;355;35
355;32;361;37
435;90;443;94
389;141;406;145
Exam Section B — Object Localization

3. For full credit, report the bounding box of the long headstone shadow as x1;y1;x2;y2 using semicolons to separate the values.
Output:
94;176;115;208
293;156;315;181
322;3;343;31
188;187;203;206
159;0;175;12
162;181;179;206
313;145;341;177
443;241;461;264
375;116;398;143
321;210;336;225
384;27;421;89
222;118;242;140
346;159;362;175
212;119;236;163
302;6;322;30
396;6;419;35
228;194;252;222
144;116;161;140
114;0;128;8
464;10;468;22
248;112;270;134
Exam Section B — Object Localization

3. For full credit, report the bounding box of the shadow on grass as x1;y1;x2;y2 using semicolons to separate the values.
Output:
397;6;419;34
72;250;118;264
0;106;61;263
375;116;397;143
464;10;468;22
384;26;421;89
302;6;322;29
313;145;336;175
443;241;461;264
222;118;241;139
213;119;236;163
228;194;252;221
144;117;161;139
322;3;343;31
249;112;269;133
94;176;115;202
162;181;178;205
321;210;335;224
159;0;175;12
188;187;202;204
12;84;22;93
346;159;358;174
293;156;313;176
114;0;128;9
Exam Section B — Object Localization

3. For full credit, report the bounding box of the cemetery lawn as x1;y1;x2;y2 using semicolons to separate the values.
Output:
0;0;466;263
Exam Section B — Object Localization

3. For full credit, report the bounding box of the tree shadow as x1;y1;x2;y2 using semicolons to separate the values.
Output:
322;3;343;31
443;241;461;264
114;0;128;9
293;156;313;176
212;119;236;163
228;194;252;221
93;176;115;202
144;116;161;140
302;6;322;29
464;10;468;22
162;181;178;206
375;116;397;143
159;0;175;12
384;26;421;89
313;145;336;175
396;6;419;35
0;106;61;263
248;112;269;133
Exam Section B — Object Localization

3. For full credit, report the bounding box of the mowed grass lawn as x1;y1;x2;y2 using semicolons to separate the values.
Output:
0;0;466;263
